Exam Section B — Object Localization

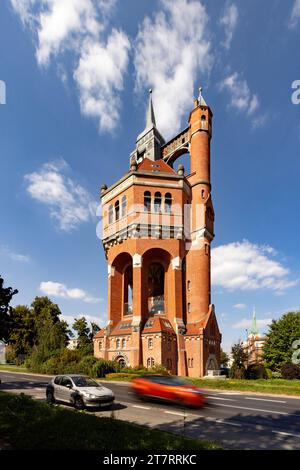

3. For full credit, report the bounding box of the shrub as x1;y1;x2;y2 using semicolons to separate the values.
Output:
272;371;282;379
281;363;300;380
105;373;139;380
92;359;120;378
76;356;98;376
245;363;268;380
229;364;246;379
265;368;273;380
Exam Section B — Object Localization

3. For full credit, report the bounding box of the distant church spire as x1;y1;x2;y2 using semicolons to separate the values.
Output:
249;307;259;336
146;89;156;128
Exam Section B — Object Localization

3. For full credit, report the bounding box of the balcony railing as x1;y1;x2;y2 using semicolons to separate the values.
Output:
148;295;165;315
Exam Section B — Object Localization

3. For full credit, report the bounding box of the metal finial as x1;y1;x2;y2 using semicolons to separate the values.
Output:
149;88;152;94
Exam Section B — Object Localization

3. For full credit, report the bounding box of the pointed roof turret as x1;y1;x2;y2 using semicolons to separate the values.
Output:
198;86;208;107
146;89;156;128
130;89;165;164
249;307;259;336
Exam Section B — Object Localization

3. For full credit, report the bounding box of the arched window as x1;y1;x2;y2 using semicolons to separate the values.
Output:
147;357;155;368
148;337;153;349
116;339;121;349
108;205;113;224
148;263;165;314
154;192;162;212
122;338;126;349
99;340;103;350
115;200;120;221
164;192;172;213
124;265;133;316
144;191;151;212
121;195;127;217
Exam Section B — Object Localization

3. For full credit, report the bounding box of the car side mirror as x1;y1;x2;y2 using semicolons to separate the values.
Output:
66;383;72;389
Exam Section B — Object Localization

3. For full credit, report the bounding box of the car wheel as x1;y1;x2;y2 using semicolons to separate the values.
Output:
74;396;85;410
46;391;55;404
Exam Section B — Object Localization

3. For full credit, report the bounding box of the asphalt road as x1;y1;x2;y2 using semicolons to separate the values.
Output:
1;370;300;450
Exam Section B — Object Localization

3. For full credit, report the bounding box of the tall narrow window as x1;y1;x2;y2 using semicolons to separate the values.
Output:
108;205;113;224
164;192;172;213
115;200;120;221
187;280;191;292
148;338;153;349
116;339;120;349
121;195;127;217
154;192;162;212
188;303;191;313
122;338;126;349
144;191;151;212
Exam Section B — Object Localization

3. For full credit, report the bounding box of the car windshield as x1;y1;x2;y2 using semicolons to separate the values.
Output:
72;376;100;387
144;375;191;386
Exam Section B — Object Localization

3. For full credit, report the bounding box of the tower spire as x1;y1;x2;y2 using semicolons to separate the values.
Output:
146;88;156;128
250;306;259;336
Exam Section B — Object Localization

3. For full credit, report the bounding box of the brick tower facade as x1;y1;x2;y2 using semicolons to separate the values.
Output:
94;89;221;377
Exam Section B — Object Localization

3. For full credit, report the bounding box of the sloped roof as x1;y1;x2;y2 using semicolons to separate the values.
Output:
94;329;105;339
110;319;133;336
138;157;176;175
142;316;176;334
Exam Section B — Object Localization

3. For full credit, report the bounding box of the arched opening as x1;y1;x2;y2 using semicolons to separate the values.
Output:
115;200;120;221
108;205;113;224
121;195;127;217
164;192;172;213
117;356;126;368
154;192;162;213
124;264;133;315
148;262;165;315
111;252;133;324
144;191;151;212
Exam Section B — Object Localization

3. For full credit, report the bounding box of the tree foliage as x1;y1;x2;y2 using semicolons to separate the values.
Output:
220;348;230;367
229;340;248;379
0;275;18;342
263;311;300;371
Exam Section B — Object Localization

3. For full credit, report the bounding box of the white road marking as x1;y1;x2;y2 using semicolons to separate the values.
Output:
132;405;151;410
164;411;188;417
213;403;288;415
272;431;300;438
215;420;242;427
207;396;235;401
245;397;286;404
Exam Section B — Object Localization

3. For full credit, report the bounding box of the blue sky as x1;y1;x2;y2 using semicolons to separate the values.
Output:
1;0;300;352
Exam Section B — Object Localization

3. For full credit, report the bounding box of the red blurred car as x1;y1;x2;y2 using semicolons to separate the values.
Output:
131;375;206;408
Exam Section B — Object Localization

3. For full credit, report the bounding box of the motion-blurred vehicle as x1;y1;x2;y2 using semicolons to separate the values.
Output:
131;375;206;408
46;374;114;410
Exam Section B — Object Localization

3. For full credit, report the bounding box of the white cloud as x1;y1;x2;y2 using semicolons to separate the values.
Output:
10;0;129;133
220;3;238;49
232;318;272;330
233;303;247;309
134;0;213;139
289;0;300;28
220;72;259;116
40;281;102;303
24;159;96;231
74;30;130;132
212;240;299;292
0;246;30;263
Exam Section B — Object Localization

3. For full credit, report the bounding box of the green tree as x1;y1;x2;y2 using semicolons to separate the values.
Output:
28;297;70;369
263;311;300;371
220;348;230;367
9;305;35;360
230;340;248;379
73;317;91;350
0;275;18;342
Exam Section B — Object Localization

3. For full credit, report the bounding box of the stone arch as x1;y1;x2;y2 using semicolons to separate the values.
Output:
142;248;171;318
110;252;133;321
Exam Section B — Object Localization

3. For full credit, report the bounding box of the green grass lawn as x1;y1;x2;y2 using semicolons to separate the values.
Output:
186;378;300;396
0;364;28;373
0;392;220;450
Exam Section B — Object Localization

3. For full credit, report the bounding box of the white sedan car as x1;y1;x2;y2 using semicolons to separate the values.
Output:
46;374;115;410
